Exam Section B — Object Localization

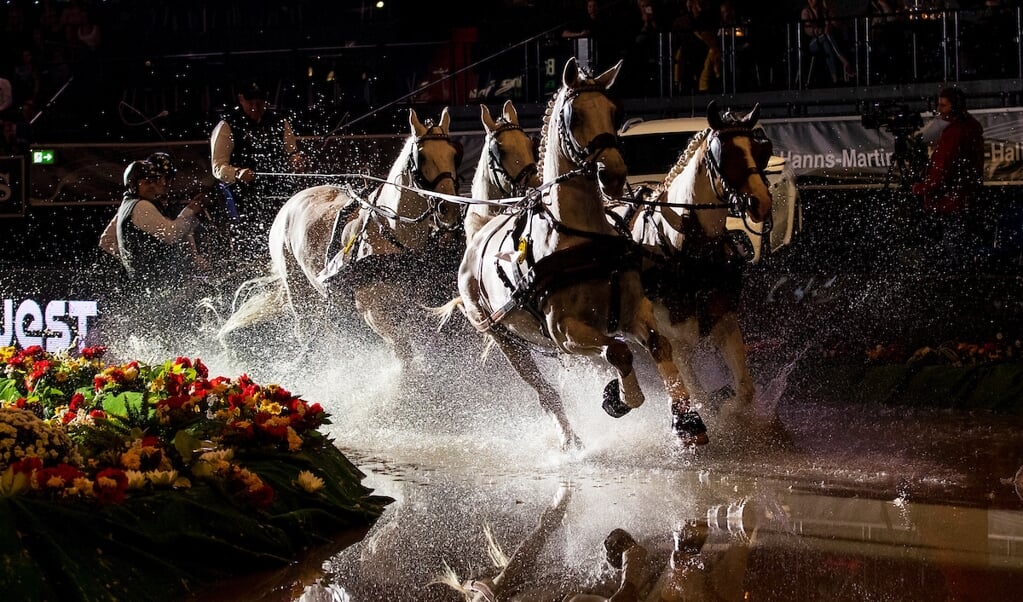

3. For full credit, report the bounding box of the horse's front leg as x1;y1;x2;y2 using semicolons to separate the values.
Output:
555;316;645;418
708;312;757;421
633;298;709;447
494;332;582;452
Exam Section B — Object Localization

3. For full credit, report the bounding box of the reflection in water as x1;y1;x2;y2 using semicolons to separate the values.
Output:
96;295;1023;602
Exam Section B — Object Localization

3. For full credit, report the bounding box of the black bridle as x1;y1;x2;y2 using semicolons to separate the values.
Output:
557;85;622;168
702;126;774;236
403;126;465;234
486;120;538;196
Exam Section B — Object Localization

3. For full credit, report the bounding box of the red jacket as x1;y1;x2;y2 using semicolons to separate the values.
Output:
912;112;985;214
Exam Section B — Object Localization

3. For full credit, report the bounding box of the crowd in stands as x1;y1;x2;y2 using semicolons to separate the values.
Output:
1;0;1021;146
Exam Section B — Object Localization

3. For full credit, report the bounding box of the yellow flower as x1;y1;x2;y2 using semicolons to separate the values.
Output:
120;448;142;470
125;470;147;489
72;477;95;497
296;470;324;493
0;466;30;496
286;427;303;451
146;469;178;487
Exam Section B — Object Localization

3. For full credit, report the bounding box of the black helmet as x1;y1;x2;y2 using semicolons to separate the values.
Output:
123;159;162;192
147;151;177;178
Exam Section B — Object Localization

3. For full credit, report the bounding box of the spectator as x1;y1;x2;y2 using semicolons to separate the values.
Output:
210;80;305;260
865;0;907;84
0;75;11;113
801;0;855;84
12;48;41;109
672;0;721;93
718;0;759;89
561;0;621;71
911;86;986;261
0;117;28;155
626;0;665;94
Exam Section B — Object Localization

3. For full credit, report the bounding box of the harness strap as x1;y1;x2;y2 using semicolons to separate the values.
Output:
475;237;638;340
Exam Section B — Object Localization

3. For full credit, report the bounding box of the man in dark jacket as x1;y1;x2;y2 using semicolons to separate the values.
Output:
210;81;305;260
911;86;985;261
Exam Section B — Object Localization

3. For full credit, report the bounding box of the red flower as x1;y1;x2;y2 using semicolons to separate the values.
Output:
80;346;107;360
159;394;191;411
246;484;275;509
174;356;192;369
69;392;85;412
165;371;185;395
194;358;209;379
11;457;42;474
29;359;51;380
36;464;83;489
94;468;129;504
88;409;106;420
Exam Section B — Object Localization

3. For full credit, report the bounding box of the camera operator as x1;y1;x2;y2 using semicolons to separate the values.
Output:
910;86;985;263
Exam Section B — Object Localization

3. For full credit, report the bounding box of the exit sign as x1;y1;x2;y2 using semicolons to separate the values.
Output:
31;149;55;165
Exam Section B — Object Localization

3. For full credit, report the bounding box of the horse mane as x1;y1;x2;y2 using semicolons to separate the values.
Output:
535;87;559;176
661;127;711;192
386;135;417;184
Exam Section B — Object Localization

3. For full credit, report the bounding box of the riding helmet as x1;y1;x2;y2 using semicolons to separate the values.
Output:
122;159;162;192
147;151;177;178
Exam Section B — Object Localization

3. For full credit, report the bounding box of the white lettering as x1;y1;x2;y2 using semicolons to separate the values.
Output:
0;298;100;351
14;300;43;349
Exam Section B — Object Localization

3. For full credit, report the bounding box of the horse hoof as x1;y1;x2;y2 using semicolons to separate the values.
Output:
603;528;637;570
602;380;631;418
672;410;709;447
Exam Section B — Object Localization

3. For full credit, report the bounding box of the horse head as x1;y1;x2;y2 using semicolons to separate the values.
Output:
481;100;540;194
409;107;464;234
552;57;628;200
705;100;773;224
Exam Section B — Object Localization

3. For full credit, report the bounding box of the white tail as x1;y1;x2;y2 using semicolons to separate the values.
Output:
216;273;288;342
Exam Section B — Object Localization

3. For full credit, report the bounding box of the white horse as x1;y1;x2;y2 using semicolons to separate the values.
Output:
436;58;702;450
464;99;540;241
217;108;463;366
608;102;774;432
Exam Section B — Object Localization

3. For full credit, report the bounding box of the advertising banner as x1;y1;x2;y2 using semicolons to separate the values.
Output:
0;154;25;217
762;107;1023;183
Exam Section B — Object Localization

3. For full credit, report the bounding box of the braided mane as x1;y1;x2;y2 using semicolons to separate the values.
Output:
535;88;559;175
659;128;711;193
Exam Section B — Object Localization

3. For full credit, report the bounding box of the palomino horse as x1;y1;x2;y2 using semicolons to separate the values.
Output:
217;108;463;366
464;99;540;241
436;58;701;450
608;102;773;432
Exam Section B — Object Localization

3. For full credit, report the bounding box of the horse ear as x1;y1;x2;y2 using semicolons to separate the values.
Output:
440;107;451;133
706;100;724;131
743;103;761;126
503;99;518;125
594;59;624;90
410;109;427;137
563;57;580;88
481;103;497;133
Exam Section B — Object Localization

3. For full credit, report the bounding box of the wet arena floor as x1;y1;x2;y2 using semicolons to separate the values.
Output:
177;337;1023;602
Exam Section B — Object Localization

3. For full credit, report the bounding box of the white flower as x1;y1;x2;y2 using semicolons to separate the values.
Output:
296;470;324;493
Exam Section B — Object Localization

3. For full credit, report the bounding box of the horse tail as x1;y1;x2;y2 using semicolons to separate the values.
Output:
428;296;464;331
216;272;288;341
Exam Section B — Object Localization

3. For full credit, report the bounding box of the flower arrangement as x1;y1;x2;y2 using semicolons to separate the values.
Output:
0;345;390;601
0;345;331;508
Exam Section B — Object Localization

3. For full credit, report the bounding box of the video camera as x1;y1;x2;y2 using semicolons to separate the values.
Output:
861;101;923;134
